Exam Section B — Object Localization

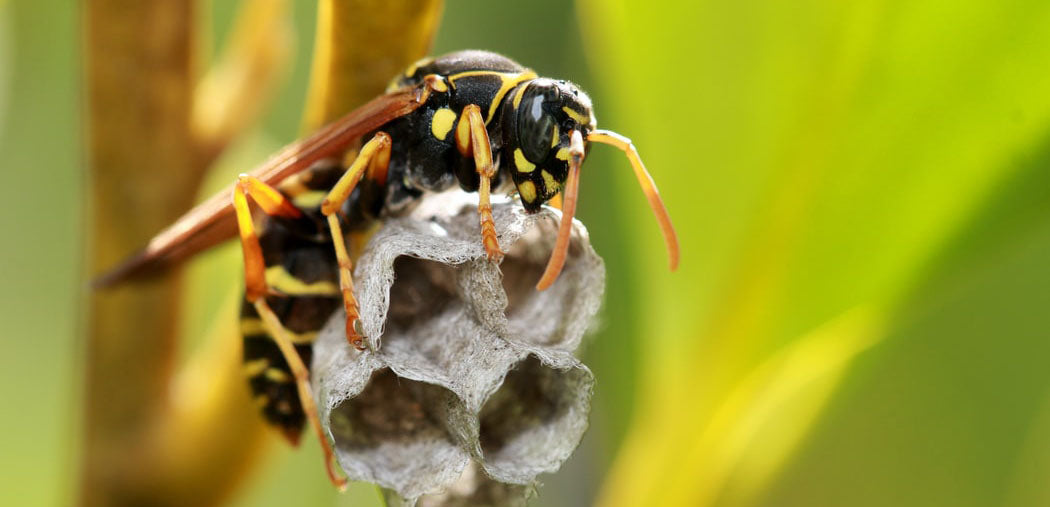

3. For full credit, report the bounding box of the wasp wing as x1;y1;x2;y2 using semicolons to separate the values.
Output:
94;87;424;288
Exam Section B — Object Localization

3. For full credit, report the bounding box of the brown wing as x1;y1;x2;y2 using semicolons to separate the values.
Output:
94;87;424;288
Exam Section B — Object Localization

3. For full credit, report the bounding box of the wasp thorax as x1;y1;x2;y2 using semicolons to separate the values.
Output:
501;78;595;212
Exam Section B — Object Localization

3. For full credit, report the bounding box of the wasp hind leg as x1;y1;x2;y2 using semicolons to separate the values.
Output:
456;104;504;261
232;175;348;490
320;132;392;351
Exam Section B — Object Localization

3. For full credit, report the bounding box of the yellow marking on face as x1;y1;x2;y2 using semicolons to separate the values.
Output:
241;316;319;344
556;148;571;161
253;395;270;408
243;358;269;377
518;180;537;203
404;56;434;77
551;125;560;148
431;107;456;141
541;170;560;193
512;83;529;109
562;106;590;125
514;149;536;172
265;265;340;296
291;190;327;209
448;70;538;122
264;367;292;383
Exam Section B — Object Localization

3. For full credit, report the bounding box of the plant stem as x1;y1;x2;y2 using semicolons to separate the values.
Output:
82;2;199;505
303;0;445;129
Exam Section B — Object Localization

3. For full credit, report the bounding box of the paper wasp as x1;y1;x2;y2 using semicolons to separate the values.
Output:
97;50;679;487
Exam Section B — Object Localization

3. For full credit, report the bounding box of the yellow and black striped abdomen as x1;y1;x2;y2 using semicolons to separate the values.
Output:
240;199;342;443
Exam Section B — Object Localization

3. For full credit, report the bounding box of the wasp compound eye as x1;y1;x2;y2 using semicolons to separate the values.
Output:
517;84;560;163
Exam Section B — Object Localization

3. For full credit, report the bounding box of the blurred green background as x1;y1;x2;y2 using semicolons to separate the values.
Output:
2;0;1050;506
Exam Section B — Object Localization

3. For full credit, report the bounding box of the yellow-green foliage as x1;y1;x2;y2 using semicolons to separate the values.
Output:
3;1;1050;506
581;1;1050;506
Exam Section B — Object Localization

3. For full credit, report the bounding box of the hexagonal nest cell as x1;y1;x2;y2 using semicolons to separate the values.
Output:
312;195;604;505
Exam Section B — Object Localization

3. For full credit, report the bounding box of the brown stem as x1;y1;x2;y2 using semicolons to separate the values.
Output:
82;2;198;505
82;2;267;505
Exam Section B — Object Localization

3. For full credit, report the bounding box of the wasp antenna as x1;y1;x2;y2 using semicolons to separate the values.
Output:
537;130;585;290
587;129;680;272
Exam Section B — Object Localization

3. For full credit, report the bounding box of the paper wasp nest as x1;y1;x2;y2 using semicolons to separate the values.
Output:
312;193;605;506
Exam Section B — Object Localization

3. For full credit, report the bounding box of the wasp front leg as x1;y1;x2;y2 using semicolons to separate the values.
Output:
455;104;504;261
320;132;392;351
232;175;348;489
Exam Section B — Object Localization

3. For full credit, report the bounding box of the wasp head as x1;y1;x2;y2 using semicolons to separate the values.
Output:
501;78;595;212
500;76;678;292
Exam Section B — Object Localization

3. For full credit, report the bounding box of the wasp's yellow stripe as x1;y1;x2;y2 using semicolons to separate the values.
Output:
264;368;292;383
512;81;529;109
243;358;269;377
265;265;339;296
277;172;311;197
448;70;538;122
240;318;267;337
241;318;319;345
291;190;327;209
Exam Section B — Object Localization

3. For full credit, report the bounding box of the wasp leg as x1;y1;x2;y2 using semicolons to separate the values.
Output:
231;178;347;490
320;132;392;351
232;175;304;300
456;104;504;261
251;300;346;490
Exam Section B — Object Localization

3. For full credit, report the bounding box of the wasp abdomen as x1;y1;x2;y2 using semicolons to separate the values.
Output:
241;310;313;442
240;172;343;442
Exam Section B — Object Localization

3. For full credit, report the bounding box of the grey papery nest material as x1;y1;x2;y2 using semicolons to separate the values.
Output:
311;193;605;506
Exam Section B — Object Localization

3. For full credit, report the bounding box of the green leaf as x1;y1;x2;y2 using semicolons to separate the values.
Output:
578;0;1050;505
